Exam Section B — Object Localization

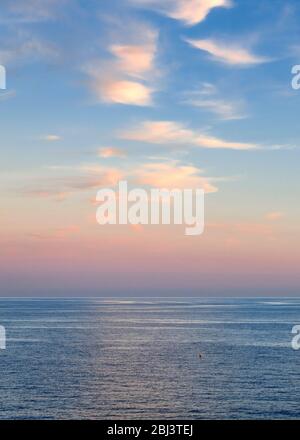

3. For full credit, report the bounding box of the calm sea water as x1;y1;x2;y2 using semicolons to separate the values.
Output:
0;297;299;419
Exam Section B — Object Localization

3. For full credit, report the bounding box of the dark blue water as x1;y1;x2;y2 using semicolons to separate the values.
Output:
0;297;299;419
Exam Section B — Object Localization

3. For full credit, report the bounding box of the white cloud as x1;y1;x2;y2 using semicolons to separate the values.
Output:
189;99;246;120
185;38;270;66
184;83;247;120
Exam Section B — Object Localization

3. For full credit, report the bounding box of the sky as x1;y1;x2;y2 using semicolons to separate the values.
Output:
0;0;300;297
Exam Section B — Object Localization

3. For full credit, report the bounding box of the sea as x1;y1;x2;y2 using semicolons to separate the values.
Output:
0;297;299;419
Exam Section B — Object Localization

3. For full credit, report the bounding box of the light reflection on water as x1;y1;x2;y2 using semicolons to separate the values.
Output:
0;297;300;419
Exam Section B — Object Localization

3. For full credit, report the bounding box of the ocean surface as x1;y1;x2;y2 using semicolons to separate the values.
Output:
0;297;299;420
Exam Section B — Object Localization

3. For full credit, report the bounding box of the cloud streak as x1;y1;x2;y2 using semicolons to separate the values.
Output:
24;166;125;200
185;38;270;66
0;35;59;66
1;0;65;22
121;120;259;150
98;147;127;158
40;135;62;142
184;83;247;120
265;211;285;221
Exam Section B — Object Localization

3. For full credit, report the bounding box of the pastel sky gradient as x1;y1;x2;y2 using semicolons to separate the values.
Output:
1;0;300;296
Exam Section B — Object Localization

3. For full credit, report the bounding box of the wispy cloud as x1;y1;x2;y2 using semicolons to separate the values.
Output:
24;156;221;202
29;225;80;240
121;120;259;150
131;0;232;26
189;99;246;120
184;83;247;120
25;190;70;202
98;147;127;158
24;166;124;200
0;90;16;102
40;135;62;142
265;211;285;221
0;35;59;66
208;221;277;241
1;0;67;23
185;38;270;66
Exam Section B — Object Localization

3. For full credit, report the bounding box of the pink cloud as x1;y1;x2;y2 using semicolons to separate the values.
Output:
135;161;218;193
121;120;258;150
131;0;232;26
